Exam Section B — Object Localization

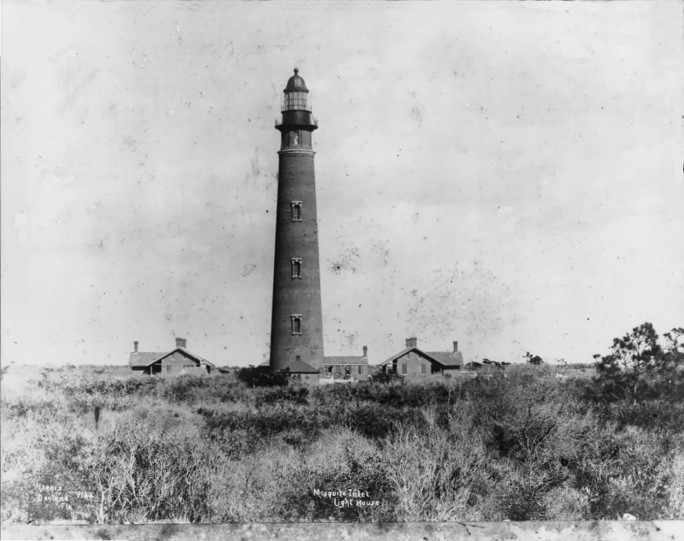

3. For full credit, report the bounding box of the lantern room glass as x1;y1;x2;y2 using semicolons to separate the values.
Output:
282;91;311;112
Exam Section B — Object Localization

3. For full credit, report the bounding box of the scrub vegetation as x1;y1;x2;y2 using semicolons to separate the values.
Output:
1;323;682;524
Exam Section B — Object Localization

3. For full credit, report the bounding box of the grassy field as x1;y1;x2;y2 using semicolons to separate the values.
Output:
1;363;683;524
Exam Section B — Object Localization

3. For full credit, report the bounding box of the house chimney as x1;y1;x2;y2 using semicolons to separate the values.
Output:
176;337;187;349
133;341;139;353
363;346;368;357
406;337;417;348
453;341;458;353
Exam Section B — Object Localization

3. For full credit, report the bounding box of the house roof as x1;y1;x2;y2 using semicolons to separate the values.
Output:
426;351;464;367
128;348;214;368
378;347;463;369
324;356;368;366
129;352;164;368
378;347;437;366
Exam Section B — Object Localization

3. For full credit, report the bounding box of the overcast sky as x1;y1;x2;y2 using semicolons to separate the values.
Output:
2;0;683;368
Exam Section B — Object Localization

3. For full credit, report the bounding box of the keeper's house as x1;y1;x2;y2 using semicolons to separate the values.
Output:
322;346;370;381
129;337;215;376
377;337;463;378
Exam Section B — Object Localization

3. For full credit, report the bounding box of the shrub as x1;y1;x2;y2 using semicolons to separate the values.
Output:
661;450;684;519
343;403;397;439
382;411;493;521
285;429;396;522
495;463;566;520
161;376;211;403
369;371;402;384
469;369;568;461
206;428;395;522
315;380;462;410
562;423;680;520
85;417;215;523
237;366;289;387
258;385;309;406
3;357;683;524
602;400;684;432
200;405;320;445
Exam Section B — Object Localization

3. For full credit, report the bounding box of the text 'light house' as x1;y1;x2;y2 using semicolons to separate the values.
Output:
269;69;325;373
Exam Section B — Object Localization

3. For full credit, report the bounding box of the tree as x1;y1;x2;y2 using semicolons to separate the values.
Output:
592;322;673;403
660;327;684;391
662;327;684;367
525;352;544;366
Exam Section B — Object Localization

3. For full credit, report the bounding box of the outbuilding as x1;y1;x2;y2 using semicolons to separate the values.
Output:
283;357;320;385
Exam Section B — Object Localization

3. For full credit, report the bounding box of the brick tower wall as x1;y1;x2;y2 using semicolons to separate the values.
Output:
270;148;325;371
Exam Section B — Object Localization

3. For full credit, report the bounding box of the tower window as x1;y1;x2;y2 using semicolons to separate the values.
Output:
291;258;302;279
285;131;301;147
291;315;302;335
291;201;302;222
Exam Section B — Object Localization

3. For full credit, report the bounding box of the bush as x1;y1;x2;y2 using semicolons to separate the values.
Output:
3;355;683;523
200;405;321;445
258;385;309;405
161;376;211;403
496;464;564;520
383;411;494;521
290;429;396;522
469;368;568;461
92;420;214;523
237;366;289;387
602;400;684;432
343;404;397;439
369;371;402;384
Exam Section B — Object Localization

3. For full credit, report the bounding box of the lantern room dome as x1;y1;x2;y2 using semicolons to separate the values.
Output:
285;68;309;93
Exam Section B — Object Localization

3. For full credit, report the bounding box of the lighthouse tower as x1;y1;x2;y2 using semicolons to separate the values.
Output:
269;69;325;372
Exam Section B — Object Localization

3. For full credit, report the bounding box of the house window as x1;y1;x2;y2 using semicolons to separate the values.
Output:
291;315;302;335
358;365;363;375
421;364;426;374
401;363;407;374
291;258;302;279
291;202;302;222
